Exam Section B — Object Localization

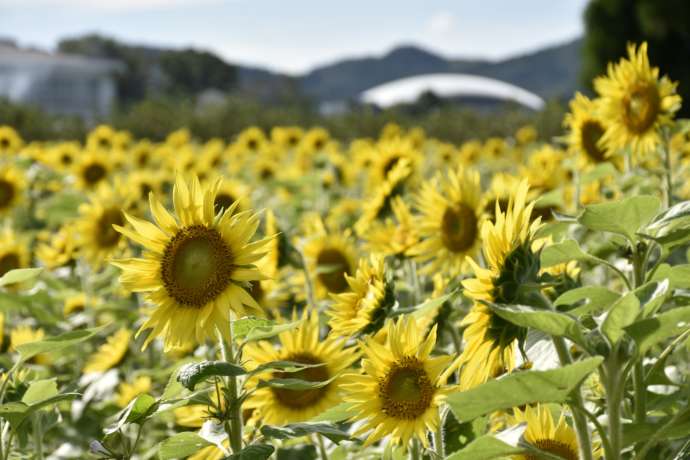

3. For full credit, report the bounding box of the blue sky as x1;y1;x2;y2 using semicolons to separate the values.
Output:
1;0;590;74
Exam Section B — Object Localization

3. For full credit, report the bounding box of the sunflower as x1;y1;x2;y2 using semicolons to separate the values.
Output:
35;225;78;269
63;293;96;316
364;196;419;257
83;328;131;374
165;128;191;148
564;93;611;165
302;224;358;298
0;126;23;155
48;142;81;171
127;169;166;207
271;126;304;149
128;140;157;169
74;150;112;190
343;315;458;448
243;310;358;425
210;178;251;216
9;325;51;365
508;405;600;460
299;127;330;154
115;375;152;408
355;158;412;236
483;173;521;222
0;227;29;280
459;180;542;389
87;125;117;151
408;167;484;276
594;42;681;158
368;137;421;190
75;183;133;268
515;125;538;146
328;255;392;337
0;164;26;216
111;175;271;351
235;127;267;154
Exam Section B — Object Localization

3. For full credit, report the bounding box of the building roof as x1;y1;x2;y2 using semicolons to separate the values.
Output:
359;73;545;110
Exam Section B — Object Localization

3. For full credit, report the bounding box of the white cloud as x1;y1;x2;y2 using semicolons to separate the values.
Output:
426;11;455;35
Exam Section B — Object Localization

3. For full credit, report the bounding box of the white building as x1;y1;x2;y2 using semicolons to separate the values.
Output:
360;73;545;110
0;41;122;120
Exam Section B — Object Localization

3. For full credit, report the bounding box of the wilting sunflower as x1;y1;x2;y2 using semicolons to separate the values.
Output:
302;223;358;298
112;175;271;351
73;150;112;190
83;328;131;374
243;310;358;425
0;126;23;154
365;196;419;257
0;227;29;280
328;255;392;337
343;315;458;448
459;180;542;389
355;159;412;236
0;164;26;216
115;375;152;408
408;167;484;276
508;405;600;460
595;42;681;158
564;93;611;165
75;183;133;269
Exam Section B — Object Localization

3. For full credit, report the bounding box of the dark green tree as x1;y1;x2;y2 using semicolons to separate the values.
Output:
582;0;690;115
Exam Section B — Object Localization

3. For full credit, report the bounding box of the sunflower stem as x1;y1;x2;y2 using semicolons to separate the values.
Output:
662;130;673;208
409;438;421;460
33;413;44;460
630;246;647;425
434;408;447;458
315;434;329;460
604;352;624;460
552;336;594;460
218;328;244;454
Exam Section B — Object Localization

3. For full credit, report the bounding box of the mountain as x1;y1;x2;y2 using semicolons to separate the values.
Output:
298;39;583;102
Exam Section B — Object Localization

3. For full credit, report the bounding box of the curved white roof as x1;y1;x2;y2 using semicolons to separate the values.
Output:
360;73;545;110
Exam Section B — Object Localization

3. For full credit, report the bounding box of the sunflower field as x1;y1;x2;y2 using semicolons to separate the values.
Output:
0;42;689;460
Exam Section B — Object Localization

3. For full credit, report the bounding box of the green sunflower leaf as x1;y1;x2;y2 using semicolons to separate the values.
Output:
21;379;58;406
16;324;107;363
625;306;690;355
602;291;641;345
0;393;79;432
250;360;327;376
233;317;301;342
105;393;159;435
540;239;596;268
578;195;661;242
257;375;337;391
158;432;213;459
308;402;356;423
0;267;43;287
261;422;350;443
445;434;525;460
554;286;620;316
224;444;275;459
487;303;586;346
177;360;247;391
650;264;690;290
446;357;603;422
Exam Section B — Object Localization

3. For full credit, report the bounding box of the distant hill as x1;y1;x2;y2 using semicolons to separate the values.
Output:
57;34;583;105
299;39;583;102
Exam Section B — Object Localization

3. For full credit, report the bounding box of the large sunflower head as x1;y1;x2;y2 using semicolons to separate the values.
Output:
243;310;358;425
508;405;600;460
75;182;133;269
328;255;393;337
459;180;542;388
408;167;484;276
594;42;681;158
344;315;458;448
0;164;26;217
564;92;614;167
112;174;271;351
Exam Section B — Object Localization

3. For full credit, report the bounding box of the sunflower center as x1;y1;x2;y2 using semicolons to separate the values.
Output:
247;139;258;150
0;180;15;209
60;153;73;165
96;208;124;248
0;252;20;277
137;153;149;167
98;137;110;149
526;439;578;460
259;167;274;180
272;353;330;409
382;156;401;177
161;225;234;307
139;183;152;199
214;193;236;215
83;163;107;185
0;138;9;149
288;135;298;146
623;83;661;134
316;248;351;293
250;280;264;303
580;120;606;162
379;357;434;420
441;203;478;252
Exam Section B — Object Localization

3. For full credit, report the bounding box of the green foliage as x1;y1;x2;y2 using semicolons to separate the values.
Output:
260;423;350;444
157;432;213;459
445;434;525;460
